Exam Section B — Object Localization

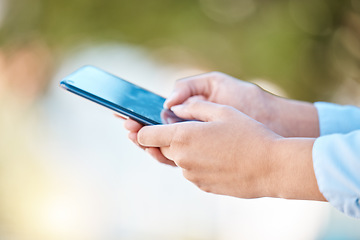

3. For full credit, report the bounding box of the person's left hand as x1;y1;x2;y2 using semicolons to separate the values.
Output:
134;99;282;198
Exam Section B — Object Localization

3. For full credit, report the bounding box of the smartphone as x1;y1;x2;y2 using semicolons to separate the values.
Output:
59;65;185;125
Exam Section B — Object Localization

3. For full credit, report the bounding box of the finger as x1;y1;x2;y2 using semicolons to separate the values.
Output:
183;95;206;104
171;99;231;122
124;119;143;132
159;146;176;163
114;113;127;120
128;132;146;150
146;148;177;167
137;124;178;147
160;109;180;124
164;73;214;109
128;131;138;143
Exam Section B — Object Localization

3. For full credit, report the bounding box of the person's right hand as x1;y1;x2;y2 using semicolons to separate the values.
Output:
123;117;177;167
164;72;320;138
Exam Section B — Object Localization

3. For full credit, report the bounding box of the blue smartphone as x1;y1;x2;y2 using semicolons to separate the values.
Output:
60;65;184;125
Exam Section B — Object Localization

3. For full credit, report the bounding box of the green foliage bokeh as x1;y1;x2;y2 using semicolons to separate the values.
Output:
1;0;360;101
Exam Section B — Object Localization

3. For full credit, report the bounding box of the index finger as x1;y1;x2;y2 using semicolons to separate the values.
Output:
164;72;215;109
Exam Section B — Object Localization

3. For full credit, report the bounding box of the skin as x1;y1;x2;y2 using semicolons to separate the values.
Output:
120;72;326;201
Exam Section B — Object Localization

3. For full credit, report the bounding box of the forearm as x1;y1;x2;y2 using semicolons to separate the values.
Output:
269;138;326;201
266;94;320;138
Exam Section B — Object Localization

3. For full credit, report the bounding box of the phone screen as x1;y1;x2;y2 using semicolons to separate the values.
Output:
60;66;184;125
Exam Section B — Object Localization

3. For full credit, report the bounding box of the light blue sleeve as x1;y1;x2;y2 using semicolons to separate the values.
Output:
313;102;360;218
315;102;360;135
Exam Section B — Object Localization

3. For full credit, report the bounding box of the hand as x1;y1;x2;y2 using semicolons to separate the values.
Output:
123;118;177;167
164;72;320;138
122;71;318;166
137;100;325;201
138;100;281;198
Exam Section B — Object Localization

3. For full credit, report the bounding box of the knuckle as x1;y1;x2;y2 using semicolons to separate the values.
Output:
175;154;190;169
213;105;239;121
182;169;197;182
208;71;225;80
172;126;190;145
216;105;232;115
217;104;238;117
209;71;222;76
199;185;212;193
169;126;193;168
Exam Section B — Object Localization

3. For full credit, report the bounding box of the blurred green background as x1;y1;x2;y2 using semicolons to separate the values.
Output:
1;0;360;101
0;0;360;240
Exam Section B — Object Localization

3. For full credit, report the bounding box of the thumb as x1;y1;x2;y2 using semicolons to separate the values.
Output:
171;100;230;122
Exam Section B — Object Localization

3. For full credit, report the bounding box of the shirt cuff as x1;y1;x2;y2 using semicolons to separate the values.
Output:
315;102;360;136
313;131;360;218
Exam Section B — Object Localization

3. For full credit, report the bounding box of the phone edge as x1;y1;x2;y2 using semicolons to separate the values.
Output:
59;80;160;126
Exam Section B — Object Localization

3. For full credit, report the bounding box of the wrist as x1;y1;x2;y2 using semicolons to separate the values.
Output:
268;138;326;201
267;95;320;138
